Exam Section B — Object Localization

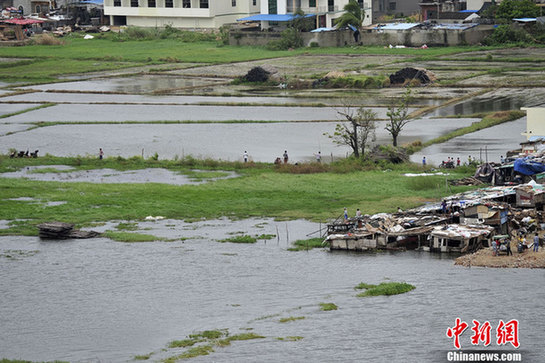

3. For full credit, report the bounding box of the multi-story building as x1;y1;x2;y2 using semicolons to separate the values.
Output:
260;0;372;28
372;0;420;21
104;0;261;28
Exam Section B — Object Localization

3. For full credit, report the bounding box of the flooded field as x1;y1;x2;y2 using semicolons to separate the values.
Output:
1;118;478;162
0;165;237;185
1;219;543;362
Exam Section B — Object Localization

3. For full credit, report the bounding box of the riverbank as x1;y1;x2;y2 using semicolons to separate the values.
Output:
455;243;545;268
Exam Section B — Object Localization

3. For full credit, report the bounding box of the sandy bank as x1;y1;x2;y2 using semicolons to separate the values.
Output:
455;243;545;269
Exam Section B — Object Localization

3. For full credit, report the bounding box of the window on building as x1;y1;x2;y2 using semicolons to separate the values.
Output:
232;0;236;6
253;0;256;5
183;0;190;7
114;0;121;6
200;0;208;8
309;0;316;7
328;0;334;12
388;2;396;11
131;0;138;7
165;0;173;7
35;5;41;13
358;0;363;7
148;0;155;7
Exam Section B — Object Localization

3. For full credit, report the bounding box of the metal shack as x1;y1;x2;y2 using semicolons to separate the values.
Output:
515;182;545;208
427;224;494;253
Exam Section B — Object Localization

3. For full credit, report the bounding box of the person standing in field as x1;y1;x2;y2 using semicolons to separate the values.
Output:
243;151;248;163
99;148;104;160
283;150;289;164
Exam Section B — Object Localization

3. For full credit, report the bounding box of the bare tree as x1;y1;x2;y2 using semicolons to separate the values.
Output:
385;88;412;147
327;105;377;158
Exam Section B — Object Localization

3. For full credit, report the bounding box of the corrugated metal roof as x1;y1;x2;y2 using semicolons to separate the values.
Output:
513;18;537;22
237;14;314;22
432;23;478;30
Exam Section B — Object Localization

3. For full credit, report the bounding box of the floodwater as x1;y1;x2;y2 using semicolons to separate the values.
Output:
0;103;405;123
0;118;478;162
0;218;543;362
411;118;527;167
0;103;41;116
0;165;238;185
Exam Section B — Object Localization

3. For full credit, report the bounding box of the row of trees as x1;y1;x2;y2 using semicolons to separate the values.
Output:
328;88;412;158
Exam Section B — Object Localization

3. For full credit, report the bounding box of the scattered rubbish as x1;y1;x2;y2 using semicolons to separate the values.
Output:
145;216;165;221
83;34;94;40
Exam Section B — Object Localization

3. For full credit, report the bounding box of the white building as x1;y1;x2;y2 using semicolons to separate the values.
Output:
104;0;261;28
260;0;372;28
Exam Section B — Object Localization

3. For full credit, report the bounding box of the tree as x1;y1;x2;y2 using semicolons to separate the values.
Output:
495;0;540;21
328;105;377;158
335;0;365;29
385;88;412;147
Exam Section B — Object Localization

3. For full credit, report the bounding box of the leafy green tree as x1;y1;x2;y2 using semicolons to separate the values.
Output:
495;0;540;21
335;0;365;29
385;88;412;147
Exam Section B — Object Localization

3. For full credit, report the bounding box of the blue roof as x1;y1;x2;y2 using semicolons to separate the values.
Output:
237;14;314;22
310;27;336;32
459;10;478;13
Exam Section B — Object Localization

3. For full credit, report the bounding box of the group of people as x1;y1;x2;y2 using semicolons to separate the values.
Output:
242;150;323;164
344;207;362;220
493;232;541;256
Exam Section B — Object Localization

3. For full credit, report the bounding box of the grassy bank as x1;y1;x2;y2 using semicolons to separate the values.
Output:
0;156;476;236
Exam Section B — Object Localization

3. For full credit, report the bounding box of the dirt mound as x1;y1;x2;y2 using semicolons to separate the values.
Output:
389;67;436;86
243;66;271;83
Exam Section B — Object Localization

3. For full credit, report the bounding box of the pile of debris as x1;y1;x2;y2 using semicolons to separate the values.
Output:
37;222;100;239
450;177;484;186
389;67;436;86
242;66;271;83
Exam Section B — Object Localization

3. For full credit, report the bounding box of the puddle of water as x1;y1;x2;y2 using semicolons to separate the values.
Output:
0;218;543;362
0;166;237;185
20;76;230;93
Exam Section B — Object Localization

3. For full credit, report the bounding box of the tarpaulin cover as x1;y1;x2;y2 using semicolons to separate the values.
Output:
2;18;44;25
514;158;545;176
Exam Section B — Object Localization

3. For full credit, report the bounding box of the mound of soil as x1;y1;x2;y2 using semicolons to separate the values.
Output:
243;66;271;83
389;67;436;86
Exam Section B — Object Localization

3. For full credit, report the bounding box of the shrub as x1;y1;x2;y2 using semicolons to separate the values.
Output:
266;28;303;50
482;25;535;45
31;34;65;46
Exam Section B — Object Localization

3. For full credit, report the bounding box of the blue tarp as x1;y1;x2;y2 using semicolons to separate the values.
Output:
237;14;314;22
514;158;545;176
513;18;537;22
310;27;336;32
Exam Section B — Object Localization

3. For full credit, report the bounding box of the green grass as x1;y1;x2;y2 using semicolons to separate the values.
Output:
133;353;152;360
162;345;214;363
115;222;138;231
276;336;304;341
0;103;56;119
102;231;170;242
288;237;325;251
188;330;226;340
319;302;338;311
168;339;201;348
256;234;276;240
279;316;305;323
217;235;257;244
0;156;478;236
355;282;416;297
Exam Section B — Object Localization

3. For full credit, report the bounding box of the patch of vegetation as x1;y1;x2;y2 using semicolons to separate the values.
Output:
288;238;325;251
188;330;227;340
276;336;304;341
168;338;201;348
256;234;276;240
406;176;442;191
313;75;388;89
115;222;138;231
319;303;338;311
0;103;56;120
133;353;152;360
218;235;257;244
103;231;172;243
279;316;305;323
355;282;415;297
162;345;214;363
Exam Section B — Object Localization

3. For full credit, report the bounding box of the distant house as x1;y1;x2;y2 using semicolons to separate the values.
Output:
259;1;372;28
419;0;468;22
521;107;545;141
372;0;420;21
103;0;260;28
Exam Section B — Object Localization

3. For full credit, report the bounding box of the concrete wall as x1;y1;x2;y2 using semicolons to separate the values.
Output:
230;26;495;47
522;107;545;140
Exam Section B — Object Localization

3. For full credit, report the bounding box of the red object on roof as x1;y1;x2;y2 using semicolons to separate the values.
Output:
2;18;44;25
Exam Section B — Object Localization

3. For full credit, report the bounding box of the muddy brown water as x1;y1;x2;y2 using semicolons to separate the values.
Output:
0;218;543;362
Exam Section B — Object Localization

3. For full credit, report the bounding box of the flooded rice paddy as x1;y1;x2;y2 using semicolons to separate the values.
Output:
1;218;544;362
